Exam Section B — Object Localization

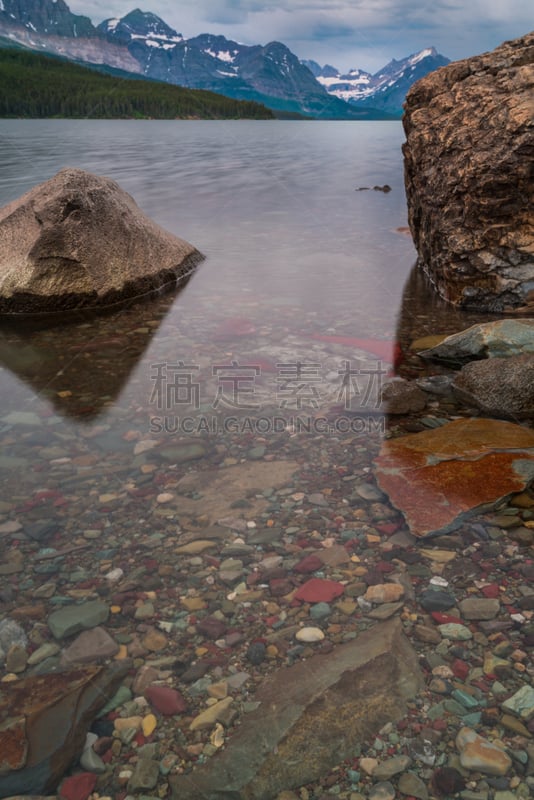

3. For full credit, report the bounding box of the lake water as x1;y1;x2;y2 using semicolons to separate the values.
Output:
0;120;501;794
0;120;418;432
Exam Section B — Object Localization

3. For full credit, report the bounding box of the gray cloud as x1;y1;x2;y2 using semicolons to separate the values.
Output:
69;0;533;71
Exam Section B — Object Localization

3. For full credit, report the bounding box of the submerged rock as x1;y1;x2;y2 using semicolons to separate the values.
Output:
455;727;512;776
403;32;534;311
419;320;534;363
452;354;534;419
381;378;427;415
0;168;202;314
374;417;534;536
170;619;423;800
0;662;129;797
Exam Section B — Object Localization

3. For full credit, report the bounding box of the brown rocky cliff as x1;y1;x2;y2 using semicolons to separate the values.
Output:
402;32;534;311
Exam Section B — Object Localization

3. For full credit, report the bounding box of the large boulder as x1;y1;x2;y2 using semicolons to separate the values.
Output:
0;168;202;314
403;32;534;311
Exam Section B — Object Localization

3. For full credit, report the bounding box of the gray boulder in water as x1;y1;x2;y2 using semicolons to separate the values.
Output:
419;319;534;364
452;353;534;419
0;167;202;314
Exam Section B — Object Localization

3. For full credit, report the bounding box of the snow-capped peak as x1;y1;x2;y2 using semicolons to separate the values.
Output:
407;47;437;65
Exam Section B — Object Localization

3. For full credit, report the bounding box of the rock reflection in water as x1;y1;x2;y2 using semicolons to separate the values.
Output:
0;278;191;422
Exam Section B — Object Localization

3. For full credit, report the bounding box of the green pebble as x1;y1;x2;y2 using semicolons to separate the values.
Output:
438;622;472;640
248;446;266;460
310;602;331;620
461;712;482;726
34;563;60;574
115;633;132;644
427;702;446;721
443;699;468;716
97;685;132;717
97;549;118;558
373;738;384;751
451;689;479;709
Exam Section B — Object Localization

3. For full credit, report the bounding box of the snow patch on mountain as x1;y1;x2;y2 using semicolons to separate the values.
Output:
309;47;450;113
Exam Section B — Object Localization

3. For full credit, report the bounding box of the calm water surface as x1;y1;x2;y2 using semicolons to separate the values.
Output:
0;119;482;532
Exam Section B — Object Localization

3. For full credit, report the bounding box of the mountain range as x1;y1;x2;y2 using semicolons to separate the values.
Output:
303;48;450;115
0;0;450;118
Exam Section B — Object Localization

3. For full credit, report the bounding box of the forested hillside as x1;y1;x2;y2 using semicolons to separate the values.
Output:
0;48;275;119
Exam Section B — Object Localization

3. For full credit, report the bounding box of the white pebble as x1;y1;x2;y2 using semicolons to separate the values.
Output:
295;627;325;643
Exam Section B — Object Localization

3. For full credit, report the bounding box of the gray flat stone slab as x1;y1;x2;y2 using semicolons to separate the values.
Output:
170;619;423;800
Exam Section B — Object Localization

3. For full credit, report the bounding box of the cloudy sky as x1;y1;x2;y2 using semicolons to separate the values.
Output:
70;0;533;72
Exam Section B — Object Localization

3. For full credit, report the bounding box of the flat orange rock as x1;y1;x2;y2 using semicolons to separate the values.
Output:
374;418;534;537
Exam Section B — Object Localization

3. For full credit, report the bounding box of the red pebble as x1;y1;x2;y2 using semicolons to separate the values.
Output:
431;612;463;625
145;684;187;715
376;561;395;574
294;578;344;603
59;772;97;800
452;659;470;680
293;554;323;574
505;605;521;615
374;521;402;535
481;584;500;598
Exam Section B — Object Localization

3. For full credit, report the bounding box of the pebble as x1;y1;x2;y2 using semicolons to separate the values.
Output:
438;623;473;640
156;492;174;504
142;713;158;737
294;578;345;603
141;629;168;651
5;644;28;673
47;601;109;640
458;598;500;620
27;641;61;665
456;727;512;776
369;781;396;800
364;584;405;604
310;602;332;620
59;772;97;800
373;755;412;780
246;642;267;665
0;618;27;663
419;589;456;612
501;685;534;721
398;772;429;800
128;758;160;792
295;627;325;643
144;685;187;715
114;715;143;732
60;627;119;664
432;766;465;796
190;697;234;731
